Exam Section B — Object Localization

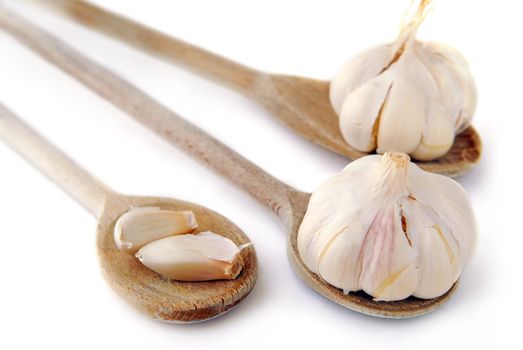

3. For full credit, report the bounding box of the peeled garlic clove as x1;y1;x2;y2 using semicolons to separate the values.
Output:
298;152;477;301
330;0;477;161
136;231;243;281
114;207;198;253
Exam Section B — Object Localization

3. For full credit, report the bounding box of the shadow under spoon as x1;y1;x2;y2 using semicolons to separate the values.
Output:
0;7;456;318
0;103;257;323
32;0;481;177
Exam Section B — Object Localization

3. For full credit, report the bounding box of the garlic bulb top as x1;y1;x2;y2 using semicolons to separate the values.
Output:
330;0;477;161
297;152;476;301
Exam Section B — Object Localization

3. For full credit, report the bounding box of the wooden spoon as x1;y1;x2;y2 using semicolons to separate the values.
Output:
30;0;481;177
0;103;257;323
0;8;458;318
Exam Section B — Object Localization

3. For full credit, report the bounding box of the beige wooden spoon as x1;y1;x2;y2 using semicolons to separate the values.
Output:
0;103;257;323
0;7;458;318
30;0;481;177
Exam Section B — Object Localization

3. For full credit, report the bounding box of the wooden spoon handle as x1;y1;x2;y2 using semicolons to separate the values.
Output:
33;0;258;95
0;7;299;224
0;103;113;218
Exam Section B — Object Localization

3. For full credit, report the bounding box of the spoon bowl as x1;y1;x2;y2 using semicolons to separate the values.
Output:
98;195;256;323
0;102;257;323
33;0;482;177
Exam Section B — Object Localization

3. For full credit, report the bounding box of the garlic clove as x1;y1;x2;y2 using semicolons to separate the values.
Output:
376;76;426;155
402;199;458;299
356;202;419;301
314;193;384;291
414;43;466;122
136;231;243;281
411;110;454;161
330;45;396;114
414;42;477;133
316;227;362;293
114;207;198;253
372;264;419;302
338;77;393;152
414;228;456;299
298;155;383;272
429;45;477;132
407;165;477;267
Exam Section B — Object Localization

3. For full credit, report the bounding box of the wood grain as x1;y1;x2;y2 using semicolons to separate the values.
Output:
33;0;258;94
0;103;112;217
0;8;457;318
34;0;482;177
0;102;257;323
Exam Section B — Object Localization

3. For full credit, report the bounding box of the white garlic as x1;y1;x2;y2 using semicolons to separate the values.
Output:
297;152;476;301
330;0;476;161
114;207;197;253
136;231;243;281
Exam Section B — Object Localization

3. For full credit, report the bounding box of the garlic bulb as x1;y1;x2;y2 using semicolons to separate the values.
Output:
297;152;476;301
136;231;243;281
330;0;476;161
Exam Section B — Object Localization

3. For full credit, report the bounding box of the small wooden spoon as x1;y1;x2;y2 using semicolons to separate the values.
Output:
31;0;481;177
0;8;458;318
0;103;257;323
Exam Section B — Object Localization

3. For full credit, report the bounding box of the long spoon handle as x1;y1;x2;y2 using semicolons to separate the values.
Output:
0;7;301;227
33;0;258;95
0;103;113;218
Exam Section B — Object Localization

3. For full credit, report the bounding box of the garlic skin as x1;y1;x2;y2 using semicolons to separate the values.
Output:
297;152;476;301
136;231;243;281
114;207;197;253
330;0;476;161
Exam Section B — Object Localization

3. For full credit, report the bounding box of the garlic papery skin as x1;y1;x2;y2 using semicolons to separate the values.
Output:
114;207;198;253
136;231;243;281
330;0;477;161
297;152;476;301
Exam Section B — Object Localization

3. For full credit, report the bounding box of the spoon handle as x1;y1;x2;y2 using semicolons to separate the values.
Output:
0;103;113;218
32;0;258;95
0;7;301;226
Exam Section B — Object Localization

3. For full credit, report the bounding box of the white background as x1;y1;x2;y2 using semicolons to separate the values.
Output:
0;0;518;349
